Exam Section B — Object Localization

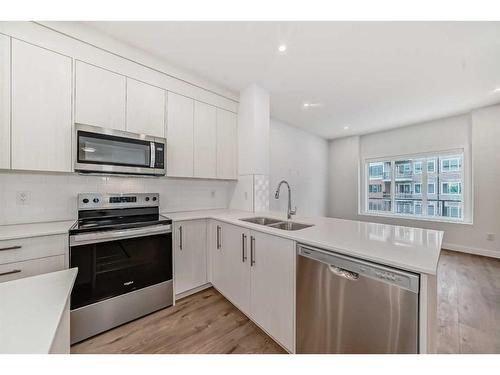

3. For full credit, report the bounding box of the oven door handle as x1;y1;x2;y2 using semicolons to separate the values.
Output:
70;224;172;246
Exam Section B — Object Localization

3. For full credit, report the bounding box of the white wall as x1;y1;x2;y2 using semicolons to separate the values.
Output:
328;104;500;258
0;172;231;225
269;119;329;217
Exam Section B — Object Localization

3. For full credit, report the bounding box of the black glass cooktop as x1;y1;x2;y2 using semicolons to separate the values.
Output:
69;207;171;235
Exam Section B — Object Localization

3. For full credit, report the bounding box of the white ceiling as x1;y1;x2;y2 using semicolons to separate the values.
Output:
82;21;500;139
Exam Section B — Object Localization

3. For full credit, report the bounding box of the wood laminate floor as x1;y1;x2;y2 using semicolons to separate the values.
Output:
436;250;500;353
72;250;500;354
71;286;286;354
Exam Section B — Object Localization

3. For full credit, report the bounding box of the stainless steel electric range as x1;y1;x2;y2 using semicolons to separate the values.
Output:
69;193;173;344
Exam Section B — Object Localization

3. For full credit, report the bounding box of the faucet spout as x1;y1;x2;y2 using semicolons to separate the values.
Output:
274;180;297;220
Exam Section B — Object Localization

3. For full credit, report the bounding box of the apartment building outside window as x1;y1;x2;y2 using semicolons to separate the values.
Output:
364;151;467;222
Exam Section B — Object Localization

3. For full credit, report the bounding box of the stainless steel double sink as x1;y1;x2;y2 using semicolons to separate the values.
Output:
239;217;314;231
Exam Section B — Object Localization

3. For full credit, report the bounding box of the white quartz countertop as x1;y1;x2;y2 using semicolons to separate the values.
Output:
0;209;443;274
0;268;77;354
165;209;444;275
0;220;74;241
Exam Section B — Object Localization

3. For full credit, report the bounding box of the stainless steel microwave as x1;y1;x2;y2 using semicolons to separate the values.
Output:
74;124;166;176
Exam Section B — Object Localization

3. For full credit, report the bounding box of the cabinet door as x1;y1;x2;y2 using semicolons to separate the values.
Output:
174;220;207;295
212;222;250;314
216;109;238;179
0;255;65;283
166;92;194;177
11;40;72;172
75;61;126;131
193;101;217;178
126;78;165;137
0;34;10;169
211;221;228;294
250;231;295;352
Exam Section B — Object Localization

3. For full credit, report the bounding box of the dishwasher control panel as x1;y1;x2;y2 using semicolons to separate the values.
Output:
298;244;420;293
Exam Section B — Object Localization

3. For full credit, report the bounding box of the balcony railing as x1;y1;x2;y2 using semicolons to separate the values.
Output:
395;172;413;180
395;193;418;199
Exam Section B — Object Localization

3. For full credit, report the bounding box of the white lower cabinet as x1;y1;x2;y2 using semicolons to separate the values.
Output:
0;255;65;283
210;221;295;352
249;230;295;351
174;220;208;295
0;234;68;283
212;222;251;313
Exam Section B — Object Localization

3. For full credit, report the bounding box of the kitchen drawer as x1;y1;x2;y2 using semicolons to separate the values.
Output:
0;255;65;283
0;234;67;265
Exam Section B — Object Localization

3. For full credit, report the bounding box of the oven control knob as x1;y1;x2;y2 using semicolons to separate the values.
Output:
152;197;157;201
145;197;150;202
93;198;99;203
82;198;89;204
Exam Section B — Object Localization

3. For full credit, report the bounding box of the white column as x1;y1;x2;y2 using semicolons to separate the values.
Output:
229;84;270;212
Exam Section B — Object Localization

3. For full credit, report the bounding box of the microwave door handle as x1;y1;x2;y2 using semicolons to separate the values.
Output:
150;142;156;168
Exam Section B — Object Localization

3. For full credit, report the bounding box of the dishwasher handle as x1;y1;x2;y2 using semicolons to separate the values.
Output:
329;265;359;281
297;243;420;293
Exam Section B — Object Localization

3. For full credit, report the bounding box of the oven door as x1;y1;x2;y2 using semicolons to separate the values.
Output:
70;230;173;310
74;124;166;176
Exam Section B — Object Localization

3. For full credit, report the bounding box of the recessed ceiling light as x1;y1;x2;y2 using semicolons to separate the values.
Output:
303;102;322;108
343;125;350;130
278;44;287;52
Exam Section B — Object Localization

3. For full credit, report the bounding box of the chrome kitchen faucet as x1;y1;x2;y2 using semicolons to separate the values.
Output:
274;180;297;220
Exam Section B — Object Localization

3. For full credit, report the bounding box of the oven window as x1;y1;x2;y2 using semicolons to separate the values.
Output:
70;233;172;309
78;131;151;168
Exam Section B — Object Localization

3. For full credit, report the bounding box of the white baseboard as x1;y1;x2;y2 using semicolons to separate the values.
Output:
175;283;212;301
442;242;500;259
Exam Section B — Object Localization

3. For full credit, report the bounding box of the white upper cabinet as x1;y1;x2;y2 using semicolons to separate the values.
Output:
0;34;10;170
216;109;238;179
166;92;194;177
126;78;166;137
75;61;126;131
11;40;72;172
194;101;217;178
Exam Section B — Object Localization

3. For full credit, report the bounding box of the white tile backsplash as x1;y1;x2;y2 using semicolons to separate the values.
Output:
0;172;233;225
253;174;269;212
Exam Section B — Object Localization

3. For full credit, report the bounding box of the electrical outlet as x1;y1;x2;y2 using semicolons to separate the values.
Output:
16;191;31;205
487;233;495;241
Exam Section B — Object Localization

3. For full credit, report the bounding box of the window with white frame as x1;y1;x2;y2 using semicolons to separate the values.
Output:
427;159;436;173
441;157;461;172
369;163;384;179
364;151;466;222
441;181;461;194
414;161;422;174
427;201;437;216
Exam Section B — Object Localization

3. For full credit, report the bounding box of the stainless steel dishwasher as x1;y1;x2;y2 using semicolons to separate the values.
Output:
296;244;420;354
